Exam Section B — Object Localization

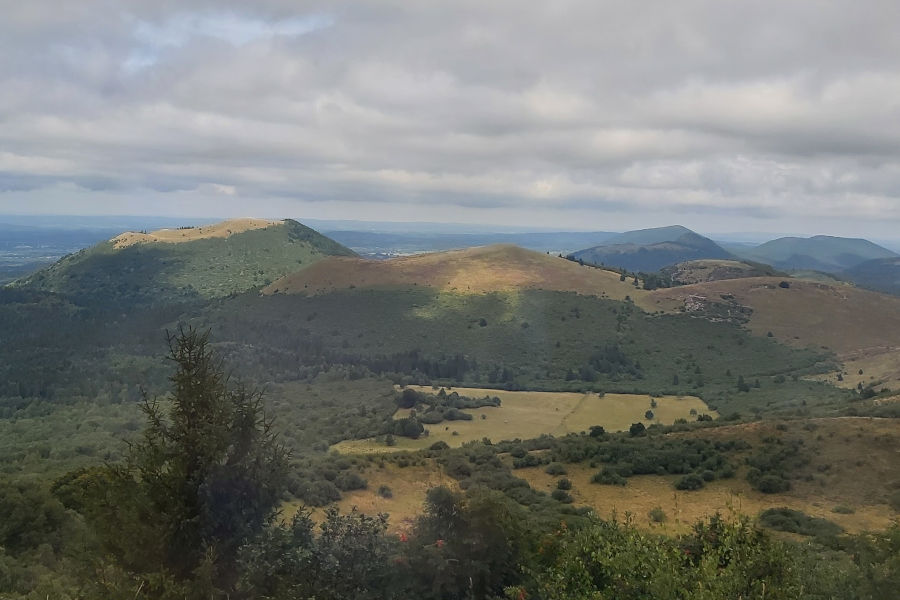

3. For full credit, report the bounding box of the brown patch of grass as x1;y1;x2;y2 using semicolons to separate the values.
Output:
518;465;895;535
810;351;900;390
264;244;647;301
332;386;715;454
111;218;282;248
281;462;456;535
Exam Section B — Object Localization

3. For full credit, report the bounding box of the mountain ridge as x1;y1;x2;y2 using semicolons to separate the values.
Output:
570;226;734;272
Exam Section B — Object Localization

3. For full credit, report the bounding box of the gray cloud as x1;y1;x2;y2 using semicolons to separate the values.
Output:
1;0;899;237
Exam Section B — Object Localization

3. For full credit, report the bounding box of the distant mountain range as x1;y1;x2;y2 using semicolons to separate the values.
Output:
7;216;900;297
731;235;898;273
569;225;733;273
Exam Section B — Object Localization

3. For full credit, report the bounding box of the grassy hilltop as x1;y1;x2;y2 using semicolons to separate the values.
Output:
15;218;355;306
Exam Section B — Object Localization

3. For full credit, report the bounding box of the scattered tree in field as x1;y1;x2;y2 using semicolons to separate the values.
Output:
629;422;647;437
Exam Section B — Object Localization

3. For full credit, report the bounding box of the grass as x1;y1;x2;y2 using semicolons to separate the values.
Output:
281;461;458;534
264;244;644;302
332;386;715;453
322;417;900;536
644;277;900;359
18;219;354;304
515;455;897;536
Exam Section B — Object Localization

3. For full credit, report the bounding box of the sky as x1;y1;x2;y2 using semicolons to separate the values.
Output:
1;0;899;238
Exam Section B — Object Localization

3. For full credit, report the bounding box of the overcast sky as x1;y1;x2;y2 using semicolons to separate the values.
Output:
1;1;899;237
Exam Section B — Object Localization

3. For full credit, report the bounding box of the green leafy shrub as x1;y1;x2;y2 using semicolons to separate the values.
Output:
592;468;627;486
759;508;843;538
675;473;704;491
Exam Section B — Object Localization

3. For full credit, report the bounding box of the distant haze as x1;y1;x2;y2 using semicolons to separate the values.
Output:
1;2;899;240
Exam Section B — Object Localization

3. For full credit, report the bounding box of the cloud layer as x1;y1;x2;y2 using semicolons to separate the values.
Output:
1;0;899;235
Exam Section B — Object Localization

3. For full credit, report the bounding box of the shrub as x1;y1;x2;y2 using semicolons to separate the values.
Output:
589;425;606;438
551;489;573;503
749;472;791;494
629;422;646;437
648;507;667;523
444;456;472;479
556;478;572;491
831;505;854;514
512;453;542;469
592;468;627;486
759;507;843;538
335;471;367;491
377;485;393;499
675;474;704;491
545;463;567;476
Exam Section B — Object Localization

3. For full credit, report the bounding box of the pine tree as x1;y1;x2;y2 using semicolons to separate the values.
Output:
71;327;288;595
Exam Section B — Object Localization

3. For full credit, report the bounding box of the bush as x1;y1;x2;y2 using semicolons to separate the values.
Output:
556;478;572;491
545;463;567;476
629;422;646;437
831;505;854;514
551;489;573;503
510;446;527;459
759;507;843;538
648;507;667;523
299;479;342;506
675;474;704;491
335;471;367;491
377;485;393;499
589;425;606;438
592;468;626;486
512;453;542;469
751;473;791;494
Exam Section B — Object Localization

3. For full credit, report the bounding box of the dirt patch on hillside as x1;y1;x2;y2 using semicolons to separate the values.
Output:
111;218;282;248
264;244;648;301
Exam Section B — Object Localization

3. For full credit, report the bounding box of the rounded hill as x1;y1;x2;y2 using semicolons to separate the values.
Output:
263;244;642;300
17;218;355;306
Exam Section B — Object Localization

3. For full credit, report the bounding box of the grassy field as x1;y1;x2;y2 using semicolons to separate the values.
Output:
282;462;459;534
322;417;900;536
332;385;715;453
111;218;282;248
810;350;900;390
516;465;895;535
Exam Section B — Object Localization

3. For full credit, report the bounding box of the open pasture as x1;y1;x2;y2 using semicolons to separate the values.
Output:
332;385;715;453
